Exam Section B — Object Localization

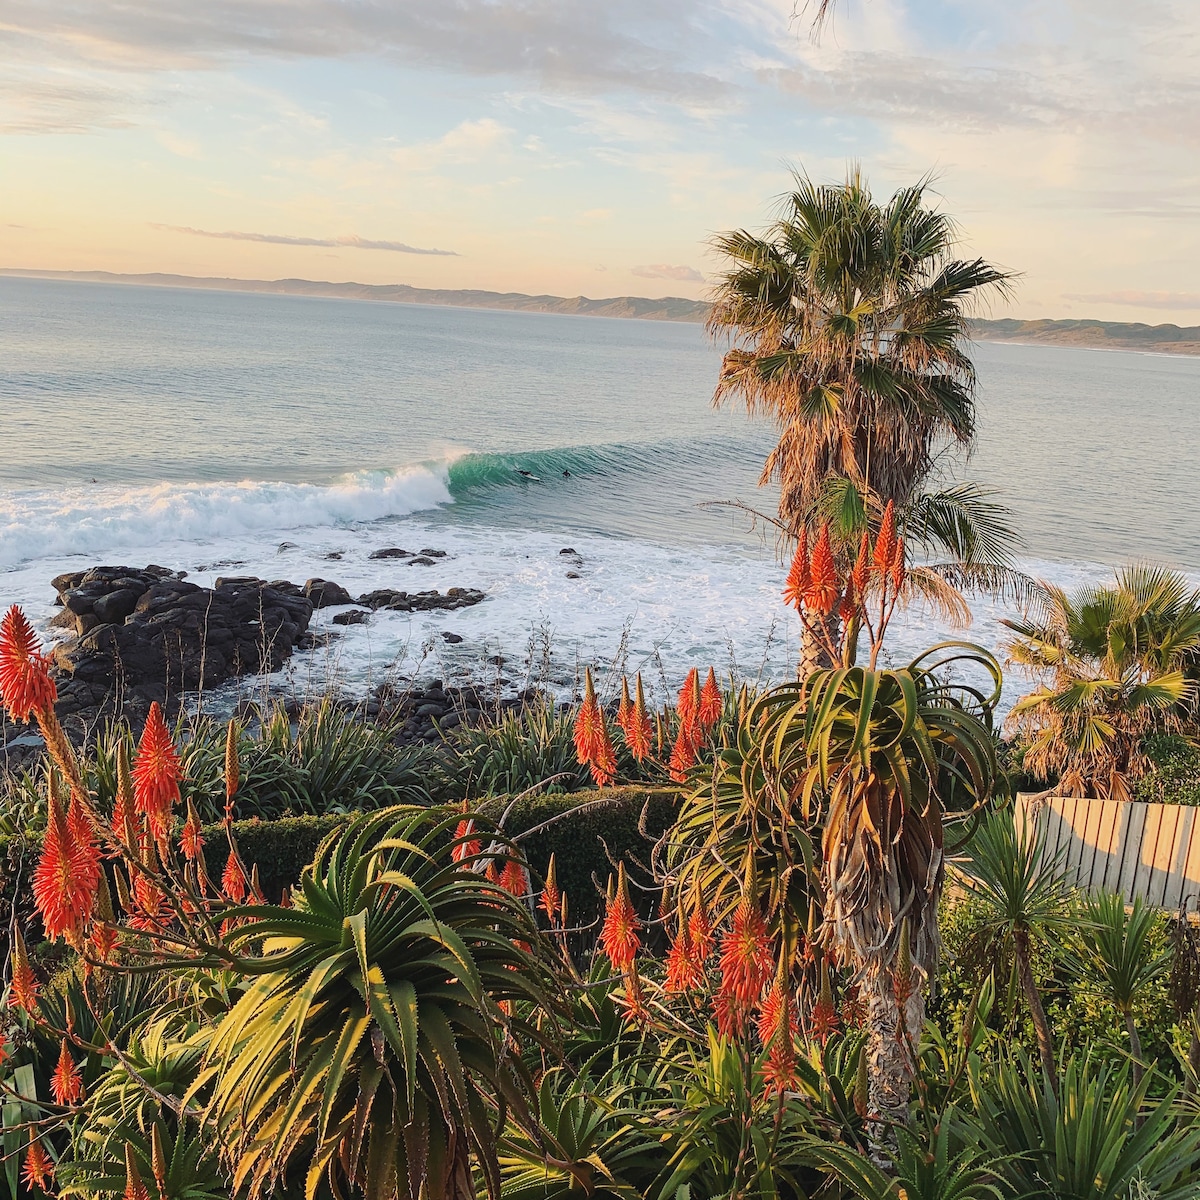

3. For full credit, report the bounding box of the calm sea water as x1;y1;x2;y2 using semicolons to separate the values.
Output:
2;276;1197;702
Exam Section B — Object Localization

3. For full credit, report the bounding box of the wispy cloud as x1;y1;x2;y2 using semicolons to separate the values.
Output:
631;263;703;282
1063;290;1200;311
150;224;458;255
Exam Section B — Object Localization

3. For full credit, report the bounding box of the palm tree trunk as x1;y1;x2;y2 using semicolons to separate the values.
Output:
1014;927;1057;1093
862;964;919;1168
799;614;839;680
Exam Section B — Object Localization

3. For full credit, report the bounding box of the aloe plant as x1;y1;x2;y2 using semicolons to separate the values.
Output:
189;806;556;1200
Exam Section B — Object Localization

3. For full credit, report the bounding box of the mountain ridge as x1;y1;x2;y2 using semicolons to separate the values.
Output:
5;268;1199;354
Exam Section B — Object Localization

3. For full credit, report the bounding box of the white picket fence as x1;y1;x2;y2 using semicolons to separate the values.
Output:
1014;793;1200;911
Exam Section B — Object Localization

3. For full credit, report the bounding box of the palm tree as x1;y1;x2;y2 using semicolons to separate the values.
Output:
1062;891;1171;1086
193;806;554;1200
1003;566;1200;799
708;169;1011;534
954;811;1073;1089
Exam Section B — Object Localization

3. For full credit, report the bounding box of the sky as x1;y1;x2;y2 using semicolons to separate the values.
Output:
3;0;1199;322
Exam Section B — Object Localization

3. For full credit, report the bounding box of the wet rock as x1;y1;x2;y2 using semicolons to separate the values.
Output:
303;579;353;608
369;548;411;560
356;588;485;613
92;588;140;625
559;548;577;556
407;556;435;566
323;551;344;561
277;542;298;552
441;631;463;644
566;571;581;579
418;549;448;558
332;609;371;626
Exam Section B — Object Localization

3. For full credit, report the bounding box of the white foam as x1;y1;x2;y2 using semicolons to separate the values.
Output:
0;466;453;572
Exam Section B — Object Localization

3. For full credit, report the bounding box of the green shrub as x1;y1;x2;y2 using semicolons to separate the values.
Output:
480;785;679;926
1134;734;1200;807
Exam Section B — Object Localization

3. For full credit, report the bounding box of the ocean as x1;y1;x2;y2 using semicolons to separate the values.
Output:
2;275;1198;709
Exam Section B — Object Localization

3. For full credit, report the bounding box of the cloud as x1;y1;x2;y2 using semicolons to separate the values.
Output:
391;117;512;171
1;0;732;102
150;224;458;255
1063;290;1200;311
631;263;703;282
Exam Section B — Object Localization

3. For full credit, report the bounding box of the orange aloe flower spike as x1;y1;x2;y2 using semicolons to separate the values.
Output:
23;1139;53;1192
851;530;871;597
132;702;183;843
0;605;57;724
540;854;561;923
873;500;897;576
598;863;640;971
698;667;721;731
804;524;840;616
782;527;810;610
10;927;39;1012
51;1037;83;1106
668;724;696;784
221;852;248;903
34;789;96;940
625;674;653;761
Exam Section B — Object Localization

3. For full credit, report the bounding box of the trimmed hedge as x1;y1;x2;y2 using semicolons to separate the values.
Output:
1;787;681;956
481;786;679;926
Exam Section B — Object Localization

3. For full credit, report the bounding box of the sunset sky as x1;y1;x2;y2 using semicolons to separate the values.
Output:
3;0;1199;322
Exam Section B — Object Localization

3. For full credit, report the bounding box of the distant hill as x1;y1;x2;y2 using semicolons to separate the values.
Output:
0;269;710;323
969;317;1200;355
4;269;1198;354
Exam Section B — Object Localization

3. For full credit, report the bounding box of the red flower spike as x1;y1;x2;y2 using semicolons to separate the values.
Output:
23;1140;53;1193
668;724;697;784
451;817;481;864
130;872;166;931
676;668;700;738
804;524;840;616
837;582;859;625
540;855;560;923
34;789;96;940
132;703;183;842
10;928;38;1012
221;853;248;903
180;801;203;861
67;793;100;903
572;668;617;787
718;897;773;1007
91;923;119;962
0;605;57;724
687;903;714;961
616;677;632;737
810;963;841;1045
51;1038;83;1106
782;527;810;610
698;667;722;731
873;500;897;576
599;864;640;971
624;675;653;761
664;917;704;994
498;857;528;899
124;1144;150;1200
758;980;799;1094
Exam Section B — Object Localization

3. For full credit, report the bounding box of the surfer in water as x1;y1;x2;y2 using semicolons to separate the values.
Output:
515;468;542;481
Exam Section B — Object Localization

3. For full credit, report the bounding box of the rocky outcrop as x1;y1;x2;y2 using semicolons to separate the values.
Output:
46;566;313;722
356;587;485;613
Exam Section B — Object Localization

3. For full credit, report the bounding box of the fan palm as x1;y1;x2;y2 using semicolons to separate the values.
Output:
188;806;555;1200
708;168;1011;533
1003;565;1200;799
953;811;1073;1089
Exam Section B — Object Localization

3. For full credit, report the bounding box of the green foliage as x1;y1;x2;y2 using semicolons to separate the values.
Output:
447;701;591;798
481;786;678;926
1134;734;1200;806
189;805;556;1200
969;1051;1200;1200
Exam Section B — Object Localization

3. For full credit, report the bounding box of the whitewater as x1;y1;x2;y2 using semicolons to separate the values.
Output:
2;276;1198;709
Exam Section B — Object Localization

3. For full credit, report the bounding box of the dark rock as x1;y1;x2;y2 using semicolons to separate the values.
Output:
323;551;344;561
369;548;411;560
47;571;313;723
559;548;577;556
357;588;485;613
332;609;371;626
415;702;445;718
439;712;462;729
304;579;353;608
213;575;264;589
407;556;434;566
48;608;82;633
52;571;86;597
92;588;140;625
566;571;581;579
418;549;448;558
277;542;298;552
441;631;463;644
